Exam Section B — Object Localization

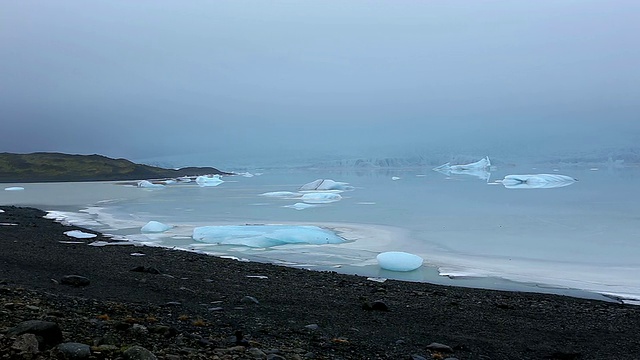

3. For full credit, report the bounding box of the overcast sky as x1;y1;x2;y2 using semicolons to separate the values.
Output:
1;1;638;166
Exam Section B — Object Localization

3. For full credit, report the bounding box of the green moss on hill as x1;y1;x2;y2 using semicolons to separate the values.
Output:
0;152;230;183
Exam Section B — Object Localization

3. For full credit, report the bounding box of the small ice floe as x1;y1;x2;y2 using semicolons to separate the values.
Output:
0;209;4;212
130;252;146;256
433;156;491;182
367;277;388;283
177;176;193;183
301;192;342;204
58;241;84;244
141;221;173;233
246;275;268;279
196;175;224;187
47;211;102;227
88;240;133;247
260;191;299;198
64;230;98;239
590;168;599;171
391;177;401;181
501;174;577;189
284;203;318;210
193;225;345;248
137;180;165;189
299;179;353;191
164;179;177;185
357;202;376;205
220;255;251;262
102;234;129;241
376;251;424;272
0;223;17;226
87;241;108;247
4;186;25;191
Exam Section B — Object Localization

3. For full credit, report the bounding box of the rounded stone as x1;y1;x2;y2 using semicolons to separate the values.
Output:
56;342;91;359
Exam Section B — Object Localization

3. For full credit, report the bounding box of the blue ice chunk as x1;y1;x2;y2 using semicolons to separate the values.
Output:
141;221;173;233
192;225;344;248
376;251;424;272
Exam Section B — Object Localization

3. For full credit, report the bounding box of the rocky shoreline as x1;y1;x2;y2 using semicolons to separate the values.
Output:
1;206;639;360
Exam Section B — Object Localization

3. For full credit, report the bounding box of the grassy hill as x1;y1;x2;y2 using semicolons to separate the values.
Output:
0;152;231;183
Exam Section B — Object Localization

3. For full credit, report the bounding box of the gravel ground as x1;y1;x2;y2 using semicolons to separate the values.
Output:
1;206;639;360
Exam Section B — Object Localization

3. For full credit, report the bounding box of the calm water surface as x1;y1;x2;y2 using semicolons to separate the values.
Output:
2;163;639;303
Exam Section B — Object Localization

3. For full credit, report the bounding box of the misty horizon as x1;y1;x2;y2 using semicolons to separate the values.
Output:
1;1;638;167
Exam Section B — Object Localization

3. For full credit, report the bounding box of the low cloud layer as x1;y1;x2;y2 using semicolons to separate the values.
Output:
1;1;638;166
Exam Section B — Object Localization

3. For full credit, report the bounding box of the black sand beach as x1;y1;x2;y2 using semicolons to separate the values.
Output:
1;206;639;359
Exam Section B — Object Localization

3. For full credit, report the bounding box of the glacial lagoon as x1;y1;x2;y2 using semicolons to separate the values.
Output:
2;162;639;304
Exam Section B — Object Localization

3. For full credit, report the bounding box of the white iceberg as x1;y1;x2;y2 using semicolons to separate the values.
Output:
299;179;353;191
376;251;424;272
433;156;491;181
501;174;577;189
137;180;165;189
4;187;25;191
64;230;98;239
284;203;318;210
141;221;173;233
193;225;345;248
260;191;300;198
301;192;342;204
196;175;224;187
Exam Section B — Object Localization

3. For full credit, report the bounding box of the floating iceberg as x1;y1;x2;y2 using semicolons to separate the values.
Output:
260;191;300;198
192;225;345;248
299;179;353;191
376;251;424;272
4;187;25;191
433;156;491;181
301;192;342;204
137;180;164;189
141;221;173;233
196;175;224;187
284;203;318;210
501;174;577;189
64;230;97;239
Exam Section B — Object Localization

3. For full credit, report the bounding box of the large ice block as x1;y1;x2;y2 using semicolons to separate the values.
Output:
501;174;577;189
192;225;345;248
141;221;173;233
137;180;165;188
376;251;424;272
299;179;353;191
300;192;342;204
433;156;491;181
196;175;224;187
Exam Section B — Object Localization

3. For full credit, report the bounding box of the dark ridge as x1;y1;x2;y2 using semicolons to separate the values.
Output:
0;152;232;183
